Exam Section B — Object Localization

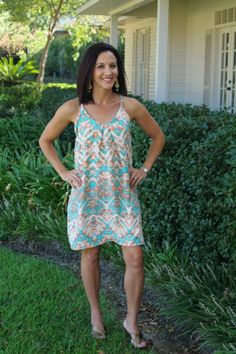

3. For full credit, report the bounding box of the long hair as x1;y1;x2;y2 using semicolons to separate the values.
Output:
76;42;127;103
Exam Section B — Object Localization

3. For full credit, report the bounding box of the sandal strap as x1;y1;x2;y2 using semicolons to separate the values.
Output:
92;325;106;338
131;332;144;343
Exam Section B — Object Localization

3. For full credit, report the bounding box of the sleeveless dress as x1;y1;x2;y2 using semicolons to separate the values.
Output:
67;96;144;250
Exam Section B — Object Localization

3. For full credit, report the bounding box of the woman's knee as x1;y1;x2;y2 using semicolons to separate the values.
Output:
81;245;101;263
122;246;144;268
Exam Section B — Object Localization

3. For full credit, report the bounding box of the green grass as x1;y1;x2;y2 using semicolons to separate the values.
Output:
0;247;153;354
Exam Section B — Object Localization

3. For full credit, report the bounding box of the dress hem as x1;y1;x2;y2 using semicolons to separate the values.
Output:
69;239;145;251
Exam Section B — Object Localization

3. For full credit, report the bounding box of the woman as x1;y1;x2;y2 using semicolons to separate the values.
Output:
39;42;165;349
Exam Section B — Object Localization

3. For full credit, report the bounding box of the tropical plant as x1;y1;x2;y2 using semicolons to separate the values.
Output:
0;56;39;85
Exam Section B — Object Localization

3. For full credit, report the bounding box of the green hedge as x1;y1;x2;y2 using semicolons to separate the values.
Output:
1;83;235;353
1;83;236;270
39;85;236;268
134;100;236;267
0;83;42;118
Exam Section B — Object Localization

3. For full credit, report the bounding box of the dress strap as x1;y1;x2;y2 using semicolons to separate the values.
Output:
74;103;83;130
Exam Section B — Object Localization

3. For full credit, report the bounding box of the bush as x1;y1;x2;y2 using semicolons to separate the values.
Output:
37;87;236;270
39;83;77;153
0;89;235;353
132;100;236;269
0;83;42;117
40;83;76;121
44;36;77;79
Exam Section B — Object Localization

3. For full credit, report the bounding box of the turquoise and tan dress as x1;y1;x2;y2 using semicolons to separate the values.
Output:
67;96;144;250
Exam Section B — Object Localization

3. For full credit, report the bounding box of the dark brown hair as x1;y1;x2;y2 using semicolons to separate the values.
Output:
76;42;127;103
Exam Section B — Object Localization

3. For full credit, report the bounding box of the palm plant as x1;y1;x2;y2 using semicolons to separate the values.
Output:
0;57;39;85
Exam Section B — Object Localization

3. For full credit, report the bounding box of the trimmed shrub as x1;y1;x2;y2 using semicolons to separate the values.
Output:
38;86;236;268
0;83;41;117
132;100;236;269
39;83;76;121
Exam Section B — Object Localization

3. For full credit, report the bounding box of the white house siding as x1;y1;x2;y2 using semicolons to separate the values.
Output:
169;0;236;106
124;18;156;100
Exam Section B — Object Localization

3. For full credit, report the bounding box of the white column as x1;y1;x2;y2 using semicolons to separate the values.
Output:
110;15;118;48
155;0;169;103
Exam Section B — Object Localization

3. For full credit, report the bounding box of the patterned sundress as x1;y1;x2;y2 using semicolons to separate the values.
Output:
67;95;144;250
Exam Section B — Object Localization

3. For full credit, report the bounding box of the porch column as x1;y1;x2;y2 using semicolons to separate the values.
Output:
155;0;169;102
110;15;118;48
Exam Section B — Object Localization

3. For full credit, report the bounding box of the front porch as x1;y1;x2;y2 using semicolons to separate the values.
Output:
78;0;236;113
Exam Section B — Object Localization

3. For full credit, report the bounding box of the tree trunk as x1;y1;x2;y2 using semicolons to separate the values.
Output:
37;31;54;85
37;0;64;85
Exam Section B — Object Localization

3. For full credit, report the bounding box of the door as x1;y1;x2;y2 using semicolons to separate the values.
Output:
219;26;236;113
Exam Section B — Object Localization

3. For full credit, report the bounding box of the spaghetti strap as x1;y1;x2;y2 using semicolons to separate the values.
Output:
74;103;83;130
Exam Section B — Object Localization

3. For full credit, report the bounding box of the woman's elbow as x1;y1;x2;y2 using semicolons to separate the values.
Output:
154;130;165;145
38;135;45;149
38;135;52;150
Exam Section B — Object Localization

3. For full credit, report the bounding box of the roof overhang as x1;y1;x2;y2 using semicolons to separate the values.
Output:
78;0;156;17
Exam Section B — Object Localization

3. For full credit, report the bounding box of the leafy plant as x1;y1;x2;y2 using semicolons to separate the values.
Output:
0;56;39;85
0;83;42;117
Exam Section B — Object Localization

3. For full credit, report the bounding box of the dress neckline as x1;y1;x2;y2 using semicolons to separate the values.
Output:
81;95;122;126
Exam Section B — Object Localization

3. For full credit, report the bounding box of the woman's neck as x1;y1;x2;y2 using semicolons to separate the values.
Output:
92;90;118;105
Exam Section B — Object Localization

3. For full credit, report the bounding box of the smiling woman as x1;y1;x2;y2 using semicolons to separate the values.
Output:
39;41;165;350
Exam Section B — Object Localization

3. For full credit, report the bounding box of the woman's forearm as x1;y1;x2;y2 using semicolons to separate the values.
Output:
39;140;68;177
143;133;165;171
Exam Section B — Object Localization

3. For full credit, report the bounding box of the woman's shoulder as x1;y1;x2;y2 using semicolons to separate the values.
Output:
122;96;143;121
57;97;80;123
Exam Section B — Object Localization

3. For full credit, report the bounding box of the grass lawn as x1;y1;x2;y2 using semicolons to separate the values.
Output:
0;247;153;354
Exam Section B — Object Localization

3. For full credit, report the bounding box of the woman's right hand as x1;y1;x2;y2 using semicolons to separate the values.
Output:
60;169;82;188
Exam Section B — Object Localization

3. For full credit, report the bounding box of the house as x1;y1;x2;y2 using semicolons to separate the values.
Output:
77;0;236;113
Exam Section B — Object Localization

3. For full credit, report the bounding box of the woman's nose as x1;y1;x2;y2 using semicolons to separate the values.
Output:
104;66;112;75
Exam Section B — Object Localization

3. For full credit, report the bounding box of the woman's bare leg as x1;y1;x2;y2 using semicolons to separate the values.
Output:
80;245;104;331
122;245;146;346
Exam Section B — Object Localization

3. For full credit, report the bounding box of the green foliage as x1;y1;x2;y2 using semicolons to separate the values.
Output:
128;99;236;270
40;83;76;117
39;83;76;152
0;83;42;117
44;35;77;78
0;57;38;85
0;0;84;28
145;242;236;353
0;84;235;353
44;17;109;80
39;87;236;270
38;87;236;270
68;16;109;63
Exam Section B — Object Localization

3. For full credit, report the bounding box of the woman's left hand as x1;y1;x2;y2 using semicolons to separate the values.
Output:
129;167;147;189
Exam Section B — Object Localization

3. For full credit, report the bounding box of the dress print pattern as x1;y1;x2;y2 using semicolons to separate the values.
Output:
67;96;144;250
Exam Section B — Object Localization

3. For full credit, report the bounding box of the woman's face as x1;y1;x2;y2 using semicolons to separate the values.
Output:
92;51;118;91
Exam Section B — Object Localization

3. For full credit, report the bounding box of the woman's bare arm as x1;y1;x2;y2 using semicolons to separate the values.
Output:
39;99;81;187
124;97;165;188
